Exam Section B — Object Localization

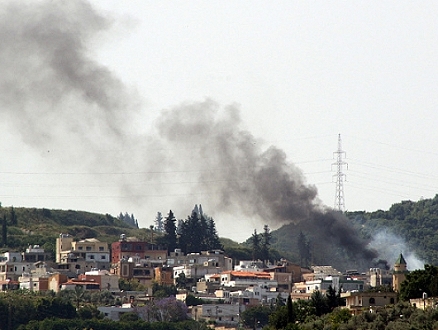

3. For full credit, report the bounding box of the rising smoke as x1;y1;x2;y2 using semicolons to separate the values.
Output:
0;0;378;268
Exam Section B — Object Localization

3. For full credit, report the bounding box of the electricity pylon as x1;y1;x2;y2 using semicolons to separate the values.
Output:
333;134;347;211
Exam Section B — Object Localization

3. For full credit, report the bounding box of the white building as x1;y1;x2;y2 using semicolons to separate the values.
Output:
220;271;277;289
234;260;265;272
0;252;32;281
228;285;289;304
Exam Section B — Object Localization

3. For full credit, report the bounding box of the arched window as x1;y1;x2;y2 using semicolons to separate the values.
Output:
369;297;375;304
390;298;395;304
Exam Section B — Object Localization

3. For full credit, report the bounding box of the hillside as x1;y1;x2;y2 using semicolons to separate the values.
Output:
268;194;438;271
2;194;437;271
0;206;149;257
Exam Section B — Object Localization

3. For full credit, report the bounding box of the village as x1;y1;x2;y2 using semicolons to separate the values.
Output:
0;232;419;328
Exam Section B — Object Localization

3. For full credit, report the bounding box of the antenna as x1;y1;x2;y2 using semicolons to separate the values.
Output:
332;134;348;211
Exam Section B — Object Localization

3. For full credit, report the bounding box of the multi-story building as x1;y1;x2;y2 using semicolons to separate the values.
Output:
263;264;294;292
111;255;166;287
78;269;119;291
304;277;364;293
111;235;167;264
56;234;110;273
342;291;398;315
18;261;52;292
173;260;224;284
167;249;233;271
191;303;241;327
154;266;174;286
0;252;32;281
220;271;277;289
369;268;392;288
22;245;51;263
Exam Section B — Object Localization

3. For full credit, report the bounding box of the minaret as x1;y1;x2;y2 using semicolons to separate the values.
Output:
392;253;408;292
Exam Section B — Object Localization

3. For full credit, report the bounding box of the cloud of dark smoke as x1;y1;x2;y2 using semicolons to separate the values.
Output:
0;1;135;154
0;0;377;266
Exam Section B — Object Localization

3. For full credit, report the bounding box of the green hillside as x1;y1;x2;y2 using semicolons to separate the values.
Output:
267;194;438;271
3;194;437;270
0;206;150;258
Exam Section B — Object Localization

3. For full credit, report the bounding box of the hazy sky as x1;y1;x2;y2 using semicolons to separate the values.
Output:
1;1;437;241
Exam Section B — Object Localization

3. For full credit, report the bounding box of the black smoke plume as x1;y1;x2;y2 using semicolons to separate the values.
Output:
0;0;377;268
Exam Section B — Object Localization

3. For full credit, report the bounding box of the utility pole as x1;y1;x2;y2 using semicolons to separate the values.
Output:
333;134;347;211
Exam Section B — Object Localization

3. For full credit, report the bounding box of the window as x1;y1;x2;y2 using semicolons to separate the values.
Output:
75;265;81;269
86;246;92;251
390;298;395;304
369;298;375;304
99;246;104;251
78;246;83;250
90;255;95;259
101;256;106;260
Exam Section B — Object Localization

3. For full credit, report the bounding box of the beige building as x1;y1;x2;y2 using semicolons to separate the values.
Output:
191;303;241;327
342;291;398;315
111;256;165;287
56;234;110;273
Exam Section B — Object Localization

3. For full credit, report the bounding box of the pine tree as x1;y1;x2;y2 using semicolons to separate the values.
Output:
251;229;261;260
155;212;164;233
10;206;17;226
298;231;311;268
261;224;271;263
163;210;178;253
287;295;295;323
205;216;223;250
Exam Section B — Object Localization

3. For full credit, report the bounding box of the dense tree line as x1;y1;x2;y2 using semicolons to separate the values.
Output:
399;264;438;301
117;212;139;228
158;205;222;254
348;194;438;265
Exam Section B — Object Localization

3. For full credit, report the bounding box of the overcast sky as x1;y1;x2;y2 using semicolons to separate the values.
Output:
1;1;437;241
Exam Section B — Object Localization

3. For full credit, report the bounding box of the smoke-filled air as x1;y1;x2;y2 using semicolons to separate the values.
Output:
0;0;380;268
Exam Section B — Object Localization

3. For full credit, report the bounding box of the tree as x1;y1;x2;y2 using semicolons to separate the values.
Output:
241;305;271;329
261;224;272;263
287;295;295;323
400;264;438;300
9;207;17;226
152;282;177;298
310;290;330;317
155;212;164;233
137;296;188;322
251;229;261;261
269;306;289;329
73;286;86;310
205;215;222;251
326;285;341;311
119;311;140;322
175;273;187;290
185;294;204;306
162;210;178;253
298;231;311;268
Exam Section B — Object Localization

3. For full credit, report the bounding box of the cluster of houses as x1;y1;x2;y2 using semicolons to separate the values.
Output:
0;233;414;327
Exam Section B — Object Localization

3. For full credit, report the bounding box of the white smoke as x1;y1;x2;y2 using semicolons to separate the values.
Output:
370;230;425;270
